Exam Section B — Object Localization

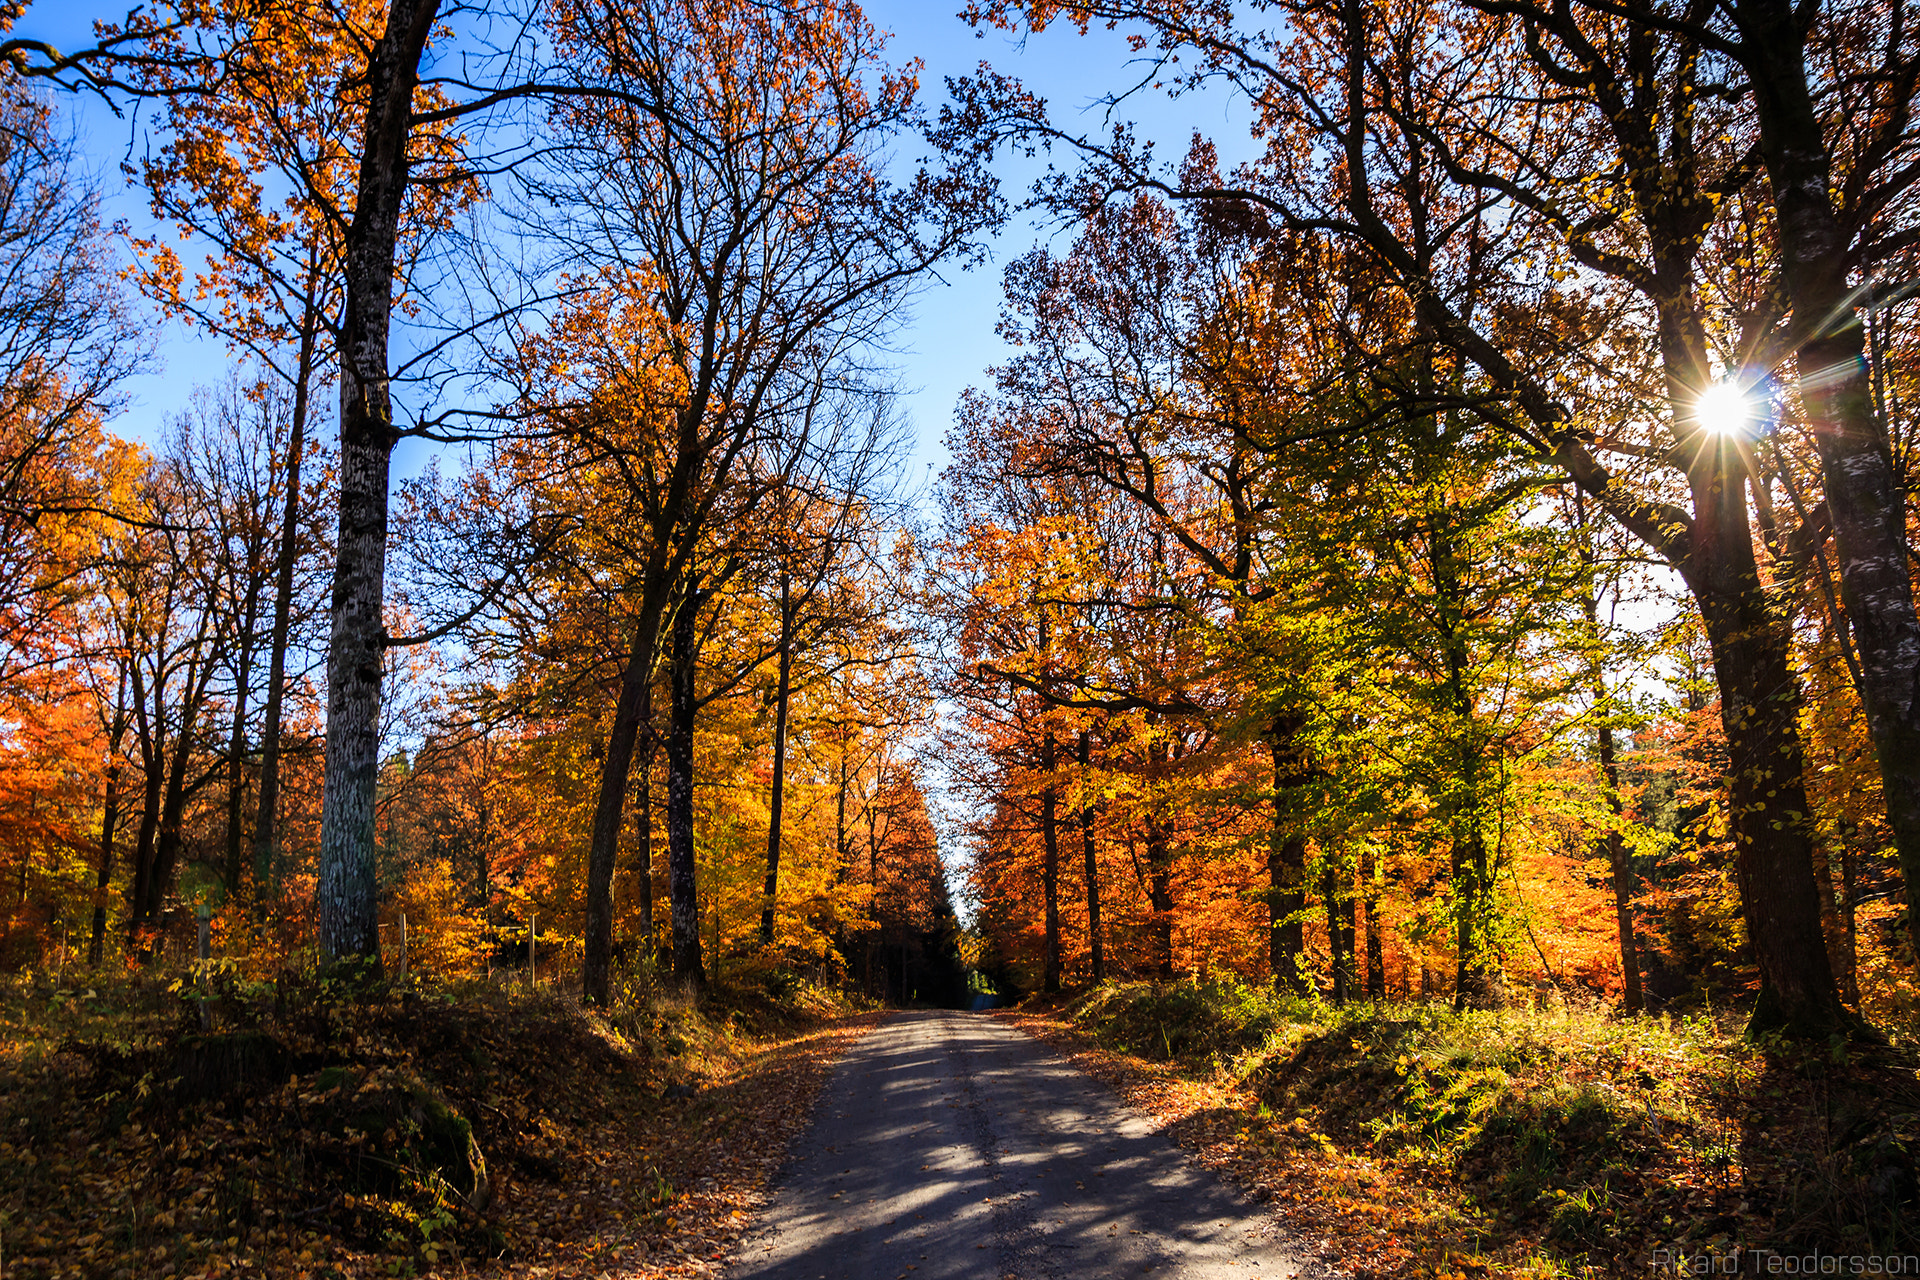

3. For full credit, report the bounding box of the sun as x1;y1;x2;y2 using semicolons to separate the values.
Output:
1697;381;1752;435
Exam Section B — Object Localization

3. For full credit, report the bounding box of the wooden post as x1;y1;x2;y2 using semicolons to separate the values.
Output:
398;913;408;978
528;913;536;987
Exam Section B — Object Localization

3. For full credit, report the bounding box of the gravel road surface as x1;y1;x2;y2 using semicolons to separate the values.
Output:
728;1009;1322;1280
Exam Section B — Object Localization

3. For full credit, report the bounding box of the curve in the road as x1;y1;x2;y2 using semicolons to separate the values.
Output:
728;1009;1326;1280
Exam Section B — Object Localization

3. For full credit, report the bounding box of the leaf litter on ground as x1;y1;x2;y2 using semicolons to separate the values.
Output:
0;968;884;1280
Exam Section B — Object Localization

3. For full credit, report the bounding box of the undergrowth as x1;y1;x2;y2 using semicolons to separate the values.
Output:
0;959;855;1278
1047;980;1920;1275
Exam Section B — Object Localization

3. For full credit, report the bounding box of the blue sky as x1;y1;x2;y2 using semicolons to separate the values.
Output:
26;1;1254;490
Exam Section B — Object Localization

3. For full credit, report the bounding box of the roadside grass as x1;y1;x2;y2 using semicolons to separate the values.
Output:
0;961;875;1279
1014;980;1920;1278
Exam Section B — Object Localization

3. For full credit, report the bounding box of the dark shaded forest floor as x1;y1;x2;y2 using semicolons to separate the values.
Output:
1007;983;1920;1278
0;966;880;1280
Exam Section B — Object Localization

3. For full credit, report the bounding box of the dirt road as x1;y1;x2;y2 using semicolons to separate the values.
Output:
728;1010;1322;1280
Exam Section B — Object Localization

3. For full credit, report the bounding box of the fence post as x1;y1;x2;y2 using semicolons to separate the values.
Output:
399;913;408;979
528;913;536;987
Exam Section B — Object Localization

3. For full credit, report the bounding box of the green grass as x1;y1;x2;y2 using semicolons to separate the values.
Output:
1045;980;1920;1268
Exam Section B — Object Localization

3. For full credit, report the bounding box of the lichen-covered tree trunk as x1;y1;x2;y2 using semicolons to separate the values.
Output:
316;0;442;966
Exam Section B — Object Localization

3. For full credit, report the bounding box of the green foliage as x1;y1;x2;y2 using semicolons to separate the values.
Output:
1064;978;1920;1264
1060;977;1316;1066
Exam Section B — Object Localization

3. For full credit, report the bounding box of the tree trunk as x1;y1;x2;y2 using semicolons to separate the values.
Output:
89;672;129;966
143;705;197;928
1268;731;1308;994
1325;860;1356;1004
136;618;214;934
836;745;850;873
1686;430;1851;1035
1040;729;1062;993
1811;841;1848;1002
1144;812;1175;980
316;0;442;967
1142;727;1177;979
1841;823;1861;1007
1704;619;1848;1032
1450;827;1500;1009
1078;728;1103;983
760;579;794;947
1311;0;1849;1033
1600;719;1643;1013
666;586;707;985
1737;0;1920;911
250;301;316;904
582;617;662;1003
577;413;724;996
222;611;257;903
1361;843;1385;999
1579;509;1644;1014
632;708;656;964
126;741;163;944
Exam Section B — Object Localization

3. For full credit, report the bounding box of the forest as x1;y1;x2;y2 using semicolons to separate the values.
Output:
0;0;1911;1036
0;0;1917;1270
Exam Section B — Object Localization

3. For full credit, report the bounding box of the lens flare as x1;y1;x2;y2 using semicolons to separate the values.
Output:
1697;381;1751;435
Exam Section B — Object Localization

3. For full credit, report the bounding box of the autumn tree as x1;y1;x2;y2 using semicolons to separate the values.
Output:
953;0;1878;1036
526;0;995;999
8;0;652;967
0;84;142;694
